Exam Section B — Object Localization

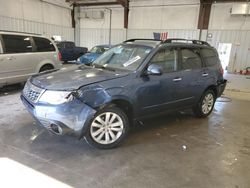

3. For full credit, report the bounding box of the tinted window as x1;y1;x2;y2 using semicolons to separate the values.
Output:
181;49;202;70
2;35;32;53
65;42;74;48
56;42;64;49
33;37;55;52
150;49;177;73
200;48;218;67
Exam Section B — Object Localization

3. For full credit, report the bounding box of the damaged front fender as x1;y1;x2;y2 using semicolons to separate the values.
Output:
76;85;112;109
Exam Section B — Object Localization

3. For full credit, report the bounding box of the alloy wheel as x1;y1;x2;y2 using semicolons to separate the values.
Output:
201;93;214;115
90;112;124;145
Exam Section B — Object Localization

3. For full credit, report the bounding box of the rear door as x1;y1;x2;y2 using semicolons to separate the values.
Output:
1;34;34;84
200;48;223;82
178;47;205;105
32;36;58;70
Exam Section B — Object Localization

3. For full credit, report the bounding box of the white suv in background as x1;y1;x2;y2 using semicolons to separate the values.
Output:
0;31;62;88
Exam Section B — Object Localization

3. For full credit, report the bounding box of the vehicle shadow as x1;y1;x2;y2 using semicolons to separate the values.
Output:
0;83;24;96
124;110;201;145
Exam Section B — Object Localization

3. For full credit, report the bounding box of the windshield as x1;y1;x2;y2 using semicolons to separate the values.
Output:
93;45;152;71
90;46;110;54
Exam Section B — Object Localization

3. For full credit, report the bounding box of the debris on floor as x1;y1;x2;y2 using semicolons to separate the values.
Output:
170;134;178;138
182;145;187;151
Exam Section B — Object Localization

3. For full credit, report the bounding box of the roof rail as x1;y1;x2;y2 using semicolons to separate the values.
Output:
0;30;41;36
123;38;162;43
163;38;210;46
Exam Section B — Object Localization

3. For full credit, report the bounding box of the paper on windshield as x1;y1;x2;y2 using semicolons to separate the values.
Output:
123;56;141;67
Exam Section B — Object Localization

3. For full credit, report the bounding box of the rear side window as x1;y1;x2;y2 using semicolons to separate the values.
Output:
33;37;55;52
149;49;177;73
181;49;202;70
65;42;74;48
2;35;32;53
200;48;218;67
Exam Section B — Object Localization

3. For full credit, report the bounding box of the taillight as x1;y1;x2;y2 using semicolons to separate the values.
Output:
219;65;224;75
58;52;62;61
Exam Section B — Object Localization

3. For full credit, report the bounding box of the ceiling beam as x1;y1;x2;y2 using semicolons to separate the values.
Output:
198;0;213;30
74;2;120;7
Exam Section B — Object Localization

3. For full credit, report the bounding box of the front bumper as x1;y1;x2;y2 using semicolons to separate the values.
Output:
21;95;96;138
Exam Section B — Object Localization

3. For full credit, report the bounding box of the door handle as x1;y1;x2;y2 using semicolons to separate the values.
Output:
173;77;182;82
202;73;209;77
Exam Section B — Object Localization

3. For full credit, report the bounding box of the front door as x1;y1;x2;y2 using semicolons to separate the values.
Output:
135;47;183;116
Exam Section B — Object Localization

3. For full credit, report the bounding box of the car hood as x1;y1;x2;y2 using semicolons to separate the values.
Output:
30;65;129;91
80;53;100;62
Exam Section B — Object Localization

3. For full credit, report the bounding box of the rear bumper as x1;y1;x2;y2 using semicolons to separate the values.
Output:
217;79;227;97
21;95;96;138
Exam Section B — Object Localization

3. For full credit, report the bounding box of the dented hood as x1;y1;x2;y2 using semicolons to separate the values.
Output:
30;65;129;91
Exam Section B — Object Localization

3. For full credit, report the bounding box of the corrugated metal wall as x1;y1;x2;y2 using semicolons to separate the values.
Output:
0;15;74;41
80;28;200;49
80;28;126;49
207;30;250;72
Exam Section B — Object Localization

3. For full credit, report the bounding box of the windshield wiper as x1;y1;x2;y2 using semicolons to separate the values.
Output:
92;64;116;72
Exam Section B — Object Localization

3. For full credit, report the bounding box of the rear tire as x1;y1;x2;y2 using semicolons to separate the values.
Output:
39;64;54;73
193;89;215;118
84;106;129;149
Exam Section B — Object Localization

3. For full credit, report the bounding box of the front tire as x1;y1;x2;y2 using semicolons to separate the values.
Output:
84;106;129;149
193;89;215;118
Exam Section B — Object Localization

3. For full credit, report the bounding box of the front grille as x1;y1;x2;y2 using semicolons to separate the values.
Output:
23;81;44;103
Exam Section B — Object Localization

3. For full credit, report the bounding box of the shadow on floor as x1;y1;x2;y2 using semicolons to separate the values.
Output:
0;83;24;96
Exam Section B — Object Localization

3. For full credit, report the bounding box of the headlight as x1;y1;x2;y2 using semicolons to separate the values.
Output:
39;90;74;105
77;58;80;62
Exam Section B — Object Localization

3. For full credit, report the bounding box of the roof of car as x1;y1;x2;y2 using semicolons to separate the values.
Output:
123;38;213;49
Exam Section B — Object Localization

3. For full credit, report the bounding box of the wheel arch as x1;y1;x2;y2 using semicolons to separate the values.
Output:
107;98;134;125
35;60;55;73
204;85;218;98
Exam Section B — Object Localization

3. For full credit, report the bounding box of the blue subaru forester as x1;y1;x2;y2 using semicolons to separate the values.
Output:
21;39;227;149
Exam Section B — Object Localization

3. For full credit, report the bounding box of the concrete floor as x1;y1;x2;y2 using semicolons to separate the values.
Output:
0;82;250;187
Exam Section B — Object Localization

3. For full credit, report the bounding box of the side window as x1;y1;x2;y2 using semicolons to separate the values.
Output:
0;37;3;54
200;48;218;67
149;48;177;73
33;37;55;52
2;35;32;53
181;49;202;70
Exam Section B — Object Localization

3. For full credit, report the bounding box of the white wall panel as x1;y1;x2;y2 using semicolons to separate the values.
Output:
0;0;74;41
0;15;74;41
209;3;250;30
128;5;199;29
80;28;126;49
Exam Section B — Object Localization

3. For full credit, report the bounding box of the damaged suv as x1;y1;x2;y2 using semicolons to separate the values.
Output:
21;39;227;149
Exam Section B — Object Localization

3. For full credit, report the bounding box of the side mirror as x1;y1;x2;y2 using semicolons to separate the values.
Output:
146;64;163;76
